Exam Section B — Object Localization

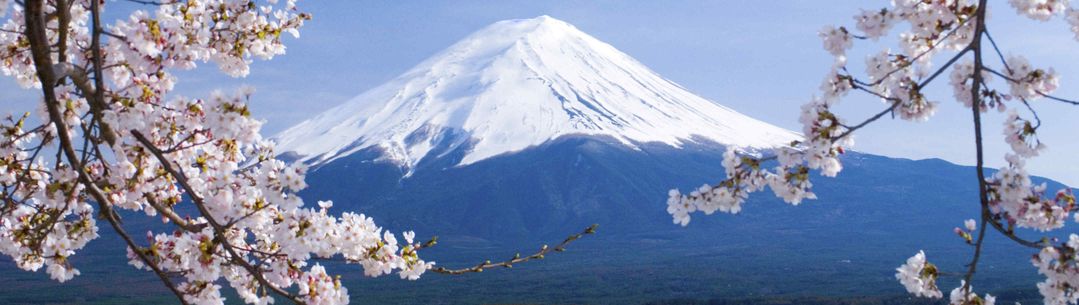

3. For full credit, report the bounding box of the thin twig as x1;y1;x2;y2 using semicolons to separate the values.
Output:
983;68;1079;105
431;224;598;275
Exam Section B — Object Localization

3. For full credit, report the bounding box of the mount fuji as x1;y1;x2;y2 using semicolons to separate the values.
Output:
273;16;798;173
271;16;809;241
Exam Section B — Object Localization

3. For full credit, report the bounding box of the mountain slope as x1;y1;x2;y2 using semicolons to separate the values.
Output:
273;16;798;171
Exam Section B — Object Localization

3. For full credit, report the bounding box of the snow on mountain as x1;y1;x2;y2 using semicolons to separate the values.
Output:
273;15;799;170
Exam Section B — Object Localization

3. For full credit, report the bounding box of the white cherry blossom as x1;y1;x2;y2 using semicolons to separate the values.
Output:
895;251;942;299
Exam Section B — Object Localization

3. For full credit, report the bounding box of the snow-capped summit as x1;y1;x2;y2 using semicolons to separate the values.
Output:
273;15;799;170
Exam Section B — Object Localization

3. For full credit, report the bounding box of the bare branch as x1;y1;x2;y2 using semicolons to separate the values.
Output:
431;224;598;275
831;99;899;141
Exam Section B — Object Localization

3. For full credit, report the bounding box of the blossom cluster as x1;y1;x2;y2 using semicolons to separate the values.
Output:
950;60;998;112
668;0;987;226
895;251;942;299
895;251;998;304
1005;55;1060;101
670;1;1079;304
948;280;996;305
1033;235;1079;305
0;1;436;304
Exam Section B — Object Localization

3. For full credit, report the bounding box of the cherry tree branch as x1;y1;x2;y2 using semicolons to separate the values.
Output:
831;101;898;141
962;0;989;292
431;224;598;275
87;0;117;146
23;0;189;302
985;216;1049;249
144;193;206;232
131;130;305;304
55;0;68;64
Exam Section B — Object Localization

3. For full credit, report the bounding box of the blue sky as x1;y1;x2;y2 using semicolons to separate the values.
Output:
3;1;1078;186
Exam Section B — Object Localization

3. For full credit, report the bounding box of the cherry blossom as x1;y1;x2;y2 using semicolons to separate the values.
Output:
819;25;852;62
1003;110;1045;158
1068;8;1079;39
0;1;579;304
948;280;995;305
668;1;1079;304
1005;55;1060;101
854;8;896;40
895;251;943;299
1009;0;1069;21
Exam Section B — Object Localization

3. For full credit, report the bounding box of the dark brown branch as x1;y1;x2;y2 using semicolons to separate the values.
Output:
983;28;1011;74
985;216;1049;249
831;100;899;141
919;47;971;89
55;0;68;64
962;0;989;292
1020;98;1043;129
88;0;116;146
431;224;598;275
121;0;181;5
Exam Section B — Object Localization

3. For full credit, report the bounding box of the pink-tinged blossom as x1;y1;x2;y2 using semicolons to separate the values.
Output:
1006;55;1060;101
1032;243;1079;305
1009;0;1069;21
854;8;896;40
819;25;853;61
1003;110;1046;158
820;69;853;102
950;61;995;112
1068;8;1079;40
987;154;1071;232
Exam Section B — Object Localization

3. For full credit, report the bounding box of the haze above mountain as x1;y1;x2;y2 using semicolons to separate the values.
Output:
273;16;799;171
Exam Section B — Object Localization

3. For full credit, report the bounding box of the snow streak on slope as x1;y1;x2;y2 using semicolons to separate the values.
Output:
274;16;799;170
